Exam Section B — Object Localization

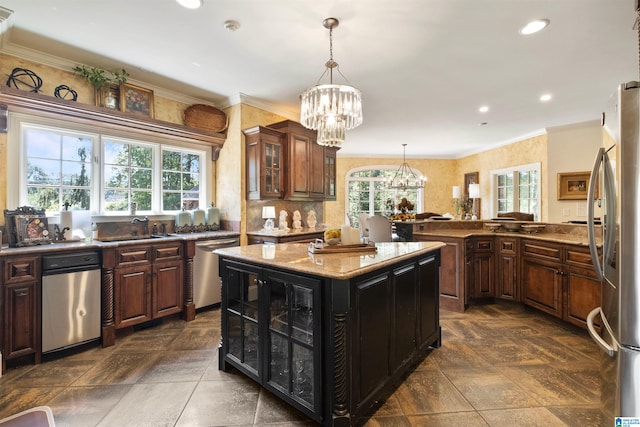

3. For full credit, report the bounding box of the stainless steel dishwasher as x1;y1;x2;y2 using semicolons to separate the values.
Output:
41;251;101;353
194;237;239;309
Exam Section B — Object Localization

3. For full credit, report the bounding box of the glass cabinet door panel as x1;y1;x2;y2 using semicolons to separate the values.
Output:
227;313;241;360
269;332;290;390
244;272;259;321
292;344;314;406
292;285;313;344
244;321;259;371
266;169;273;193
266;144;273;168
270;279;288;333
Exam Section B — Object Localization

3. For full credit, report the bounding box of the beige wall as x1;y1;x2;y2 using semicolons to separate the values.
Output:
546;121;602;222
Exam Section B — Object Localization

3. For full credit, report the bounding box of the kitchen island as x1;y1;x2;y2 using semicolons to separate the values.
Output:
216;241;444;426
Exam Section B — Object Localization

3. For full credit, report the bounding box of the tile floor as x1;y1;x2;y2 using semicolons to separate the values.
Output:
0;302;605;426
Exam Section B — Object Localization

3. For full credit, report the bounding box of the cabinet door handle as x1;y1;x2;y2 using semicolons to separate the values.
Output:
16;291;28;297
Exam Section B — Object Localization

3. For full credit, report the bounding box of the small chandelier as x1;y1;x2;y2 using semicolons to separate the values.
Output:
300;17;363;147
386;144;427;189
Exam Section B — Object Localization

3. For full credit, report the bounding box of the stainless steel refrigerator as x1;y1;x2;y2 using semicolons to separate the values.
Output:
587;81;640;419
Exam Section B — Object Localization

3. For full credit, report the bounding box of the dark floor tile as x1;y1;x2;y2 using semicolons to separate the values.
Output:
111;329;181;353
393;369;474;414
498;364;597;405
73;352;161;386
13;356;100;387
406;412;490;426
547;405;607;427
479;407;567;426
0;386;65;419
369;394;404;417
138;349;211;383
170;327;220;351
363;415;412;427
463;337;548;366
443;366;541;410
416;339;490;370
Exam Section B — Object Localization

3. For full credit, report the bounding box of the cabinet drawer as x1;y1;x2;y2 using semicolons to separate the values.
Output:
473;238;493;252
565;246;597;269
4;256;39;283
521;240;561;261
117;246;152;265
155;243;183;260
498;238;518;255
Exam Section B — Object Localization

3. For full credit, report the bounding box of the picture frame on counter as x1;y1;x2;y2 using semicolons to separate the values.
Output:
3;206;51;247
557;171;598;200
120;83;154;118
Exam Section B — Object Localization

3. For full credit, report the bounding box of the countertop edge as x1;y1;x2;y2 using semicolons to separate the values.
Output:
215;241;446;280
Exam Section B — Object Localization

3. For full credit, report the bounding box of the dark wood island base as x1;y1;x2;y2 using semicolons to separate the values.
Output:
216;241;444;426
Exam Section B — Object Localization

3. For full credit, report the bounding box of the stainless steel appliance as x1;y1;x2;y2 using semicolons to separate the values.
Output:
41;251;101;353
587;81;640;418
194;237;239;309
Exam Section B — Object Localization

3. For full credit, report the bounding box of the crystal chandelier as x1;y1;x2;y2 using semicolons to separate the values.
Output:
386;144;427;189
300;17;363;147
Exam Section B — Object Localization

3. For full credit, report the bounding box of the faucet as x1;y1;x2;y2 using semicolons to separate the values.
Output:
131;216;149;235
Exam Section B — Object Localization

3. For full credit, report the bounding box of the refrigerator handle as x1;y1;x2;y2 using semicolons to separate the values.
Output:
587;147;605;281
586;307;616;357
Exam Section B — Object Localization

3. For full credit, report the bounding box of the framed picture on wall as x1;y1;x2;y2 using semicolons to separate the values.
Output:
557;171;598;200
120;83;154;118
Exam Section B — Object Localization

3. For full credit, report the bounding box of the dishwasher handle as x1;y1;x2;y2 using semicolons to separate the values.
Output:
196;238;239;250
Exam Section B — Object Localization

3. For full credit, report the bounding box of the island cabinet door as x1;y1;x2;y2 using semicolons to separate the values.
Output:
220;261;262;381
417;253;440;347
391;264;418;370
353;272;391;405
521;257;563;319
262;269;322;420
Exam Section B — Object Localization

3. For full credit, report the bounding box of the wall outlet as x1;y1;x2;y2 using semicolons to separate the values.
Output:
563;208;571;217
576;203;587;217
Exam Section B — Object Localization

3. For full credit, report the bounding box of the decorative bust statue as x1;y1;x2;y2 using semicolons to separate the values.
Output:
292;210;302;230
307;209;317;229
278;210;289;231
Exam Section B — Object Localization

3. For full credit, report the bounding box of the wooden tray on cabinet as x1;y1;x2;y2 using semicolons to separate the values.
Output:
308;242;377;254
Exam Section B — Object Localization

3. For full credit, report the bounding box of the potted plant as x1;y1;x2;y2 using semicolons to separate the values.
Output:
72;65;129;109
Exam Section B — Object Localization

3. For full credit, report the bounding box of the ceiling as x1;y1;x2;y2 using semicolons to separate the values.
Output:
0;0;637;159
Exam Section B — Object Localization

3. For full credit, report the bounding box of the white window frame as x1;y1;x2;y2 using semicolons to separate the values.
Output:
490;162;541;220
345;165;425;225
7;112;211;216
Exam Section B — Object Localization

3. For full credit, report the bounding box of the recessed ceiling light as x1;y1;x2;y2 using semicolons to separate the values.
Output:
176;0;202;9
540;93;552;102
519;19;550;35
224;20;241;32
479;122;488;126
478;105;489;113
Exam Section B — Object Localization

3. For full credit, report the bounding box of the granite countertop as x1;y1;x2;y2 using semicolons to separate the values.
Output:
0;230;240;256
214;241;445;280
246;228;326;237
413;228;598;247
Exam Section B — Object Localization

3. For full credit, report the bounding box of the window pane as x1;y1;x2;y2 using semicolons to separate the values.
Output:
132;191;152;210
163;171;181;190
163;151;181;171
182;154;200;173
104;141;128;165
163;193;182;211
104;190;129;212
26;130;60;159
105;166;130;188
27;187;59;211
131;168;152;189
27;159;60;185
131;145;152;168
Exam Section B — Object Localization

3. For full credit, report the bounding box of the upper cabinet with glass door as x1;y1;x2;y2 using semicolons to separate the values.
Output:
243;126;285;200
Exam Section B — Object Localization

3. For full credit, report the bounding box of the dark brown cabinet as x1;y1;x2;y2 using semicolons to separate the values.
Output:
520;239;600;329
496;237;519;301
1;256;40;372
243;126;285;200
267;120;325;201
413;234;467;312
113;242;184;329
469;237;494;300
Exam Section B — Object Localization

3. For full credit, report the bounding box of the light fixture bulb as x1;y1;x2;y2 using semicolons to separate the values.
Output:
176;0;202;9
540;93;552;102
519;19;549;35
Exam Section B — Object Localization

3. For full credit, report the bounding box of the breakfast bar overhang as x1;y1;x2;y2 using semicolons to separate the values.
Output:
215;241;444;426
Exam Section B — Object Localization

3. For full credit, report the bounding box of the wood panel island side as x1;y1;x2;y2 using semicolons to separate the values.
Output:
215;241;444;426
